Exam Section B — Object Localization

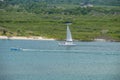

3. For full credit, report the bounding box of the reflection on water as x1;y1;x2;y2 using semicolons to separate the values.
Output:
0;40;120;80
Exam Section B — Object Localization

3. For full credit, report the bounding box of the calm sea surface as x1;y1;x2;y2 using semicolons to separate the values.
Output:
0;40;120;80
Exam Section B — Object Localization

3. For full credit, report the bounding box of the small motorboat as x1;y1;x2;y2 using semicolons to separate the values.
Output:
10;47;22;51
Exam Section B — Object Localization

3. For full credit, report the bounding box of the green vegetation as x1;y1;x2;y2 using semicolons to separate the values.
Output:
0;0;120;41
0;11;120;41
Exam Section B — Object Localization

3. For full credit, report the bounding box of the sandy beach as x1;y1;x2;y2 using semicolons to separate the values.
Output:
0;36;55;40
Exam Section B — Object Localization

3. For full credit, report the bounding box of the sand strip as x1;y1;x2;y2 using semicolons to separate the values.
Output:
0;36;55;40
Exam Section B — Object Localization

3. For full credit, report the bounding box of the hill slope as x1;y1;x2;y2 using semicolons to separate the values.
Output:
0;0;120;41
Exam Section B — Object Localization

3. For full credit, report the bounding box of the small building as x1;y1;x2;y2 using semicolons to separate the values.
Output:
80;3;93;8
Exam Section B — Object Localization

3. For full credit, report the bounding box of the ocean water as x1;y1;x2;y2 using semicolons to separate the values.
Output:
0;40;120;80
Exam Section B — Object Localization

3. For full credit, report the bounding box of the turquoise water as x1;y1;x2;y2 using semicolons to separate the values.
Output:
0;40;120;80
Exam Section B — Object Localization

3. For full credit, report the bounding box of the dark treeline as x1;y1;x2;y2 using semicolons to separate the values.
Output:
0;0;120;15
0;0;120;6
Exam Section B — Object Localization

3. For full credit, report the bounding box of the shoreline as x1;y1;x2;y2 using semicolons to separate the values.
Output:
0;36;119;42
0;36;55;40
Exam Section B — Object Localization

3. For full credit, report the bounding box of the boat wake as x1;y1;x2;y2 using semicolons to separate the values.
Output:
10;47;120;55
15;48;120;55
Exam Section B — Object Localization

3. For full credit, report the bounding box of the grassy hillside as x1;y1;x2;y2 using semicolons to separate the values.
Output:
0;10;120;41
